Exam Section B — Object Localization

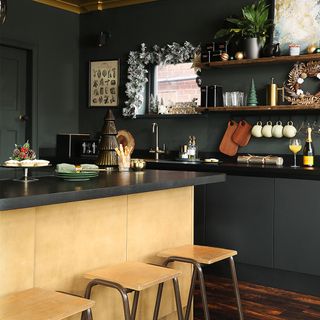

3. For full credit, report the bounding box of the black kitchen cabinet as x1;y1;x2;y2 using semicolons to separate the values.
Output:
204;175;274;268
274;178;320;276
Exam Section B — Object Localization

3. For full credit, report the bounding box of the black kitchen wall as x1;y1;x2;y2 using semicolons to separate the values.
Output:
79;0;320;156
0;0;79;152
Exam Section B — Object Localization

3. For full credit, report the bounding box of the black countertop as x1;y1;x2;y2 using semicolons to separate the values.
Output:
0;169;225;211
145;159;320;180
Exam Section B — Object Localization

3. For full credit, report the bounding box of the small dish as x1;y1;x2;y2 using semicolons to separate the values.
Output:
130;159;146;171
203;158;220;163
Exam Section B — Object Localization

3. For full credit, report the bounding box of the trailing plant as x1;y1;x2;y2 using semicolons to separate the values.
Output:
214;0;273;46
124;41;198;118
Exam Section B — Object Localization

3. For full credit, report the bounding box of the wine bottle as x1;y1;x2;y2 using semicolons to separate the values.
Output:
303;127;314;167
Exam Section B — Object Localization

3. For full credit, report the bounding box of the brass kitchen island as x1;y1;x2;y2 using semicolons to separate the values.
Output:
0;169;225;320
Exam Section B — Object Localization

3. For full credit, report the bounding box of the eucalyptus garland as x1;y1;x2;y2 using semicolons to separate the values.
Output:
124;41;198;117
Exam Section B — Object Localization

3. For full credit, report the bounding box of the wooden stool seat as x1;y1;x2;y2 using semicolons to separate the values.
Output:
0;288;94;320
83;261;184;320
158;244;237;264
84;261;181;291
157;244;243;320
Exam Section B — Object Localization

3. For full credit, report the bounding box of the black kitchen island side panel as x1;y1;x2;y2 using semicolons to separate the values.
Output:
203;175;274;268
275;178;320;277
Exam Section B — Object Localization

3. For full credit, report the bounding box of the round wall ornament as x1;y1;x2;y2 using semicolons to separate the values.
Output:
285;61;320;106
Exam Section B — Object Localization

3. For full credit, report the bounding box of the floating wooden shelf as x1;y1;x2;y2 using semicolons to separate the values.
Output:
197;53;320;69
135;113;206;119
196;105;320;113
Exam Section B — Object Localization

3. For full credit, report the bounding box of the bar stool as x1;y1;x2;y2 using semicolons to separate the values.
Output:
157;244;244;320
82;261;184;320
0;287;94;320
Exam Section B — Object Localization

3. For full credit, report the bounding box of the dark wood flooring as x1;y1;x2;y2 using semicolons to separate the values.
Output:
193;275;320;320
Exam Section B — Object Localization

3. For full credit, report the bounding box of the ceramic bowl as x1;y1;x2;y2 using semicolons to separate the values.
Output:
130;159;146;171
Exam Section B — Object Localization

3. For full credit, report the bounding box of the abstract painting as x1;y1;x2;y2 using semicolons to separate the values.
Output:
273;0;320;54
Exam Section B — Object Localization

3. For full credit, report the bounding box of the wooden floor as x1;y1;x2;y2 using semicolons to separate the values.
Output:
194;275;320;320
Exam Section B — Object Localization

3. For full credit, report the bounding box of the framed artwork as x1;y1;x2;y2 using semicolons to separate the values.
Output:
89;59;119;107
273;0;320;54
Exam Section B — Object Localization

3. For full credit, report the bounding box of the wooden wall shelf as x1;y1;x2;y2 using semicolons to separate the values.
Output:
135;113;207;119
196;105;320;113
197;53;320;69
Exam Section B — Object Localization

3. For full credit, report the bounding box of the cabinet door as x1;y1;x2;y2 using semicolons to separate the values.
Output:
205;175;274;268
275;178;320;276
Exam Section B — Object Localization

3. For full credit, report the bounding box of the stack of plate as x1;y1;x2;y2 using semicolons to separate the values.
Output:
55;171;99;181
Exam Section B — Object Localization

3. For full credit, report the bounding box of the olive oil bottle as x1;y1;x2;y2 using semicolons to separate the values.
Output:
303;127;314;167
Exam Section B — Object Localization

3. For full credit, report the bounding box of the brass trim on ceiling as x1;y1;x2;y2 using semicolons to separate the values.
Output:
33;0;158;14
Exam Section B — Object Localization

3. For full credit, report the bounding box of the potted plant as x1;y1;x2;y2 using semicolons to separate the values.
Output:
215;0;273;59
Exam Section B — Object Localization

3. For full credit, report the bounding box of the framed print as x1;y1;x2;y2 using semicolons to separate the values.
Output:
89;59;119;107
273;0;320;54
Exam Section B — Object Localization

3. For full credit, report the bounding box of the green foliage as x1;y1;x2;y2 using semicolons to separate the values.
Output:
215;0;273;46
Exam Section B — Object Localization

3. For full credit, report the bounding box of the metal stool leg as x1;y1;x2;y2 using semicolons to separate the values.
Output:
153;278;184;320
131;291;140;320
229;257;244;320
185;267;197;320
172;277;184;320
86;308;93;320
195;262;210;320
153;283;164;320
83;279;132;320
163;256;210;320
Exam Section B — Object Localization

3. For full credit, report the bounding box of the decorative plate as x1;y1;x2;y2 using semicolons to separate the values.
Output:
117;130;135;154
55;171;98;181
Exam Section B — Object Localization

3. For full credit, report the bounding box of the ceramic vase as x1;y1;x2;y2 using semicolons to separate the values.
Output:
244;38;260;59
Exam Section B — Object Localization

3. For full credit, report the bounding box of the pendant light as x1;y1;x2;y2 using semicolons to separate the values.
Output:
97;1;111;47
0;0;7;24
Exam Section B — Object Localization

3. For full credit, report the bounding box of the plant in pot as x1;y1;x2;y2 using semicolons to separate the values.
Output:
215;0;273;59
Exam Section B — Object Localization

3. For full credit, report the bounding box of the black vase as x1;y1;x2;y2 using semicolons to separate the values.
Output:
0;0;7;24
262;43;281;57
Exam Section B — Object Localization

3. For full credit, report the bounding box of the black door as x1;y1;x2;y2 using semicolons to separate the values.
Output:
0;45;28;163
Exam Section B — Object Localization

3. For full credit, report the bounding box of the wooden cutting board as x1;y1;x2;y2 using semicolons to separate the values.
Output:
219;120;238;156
232;120;252;147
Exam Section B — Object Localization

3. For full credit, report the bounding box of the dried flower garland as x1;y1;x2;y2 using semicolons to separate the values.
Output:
285;61;320;106
124;41;199;117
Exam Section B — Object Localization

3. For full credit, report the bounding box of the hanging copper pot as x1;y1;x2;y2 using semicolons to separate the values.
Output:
0;0;7;24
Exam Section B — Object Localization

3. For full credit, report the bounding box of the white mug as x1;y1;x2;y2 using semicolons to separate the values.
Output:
283;121;297;138
251;121;263;138
272;121;283;138
262;121;273;138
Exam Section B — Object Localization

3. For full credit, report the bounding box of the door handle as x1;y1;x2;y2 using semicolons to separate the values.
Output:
19;114;29;122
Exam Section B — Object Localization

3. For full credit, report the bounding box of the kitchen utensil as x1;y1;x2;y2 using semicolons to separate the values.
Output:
283;121;297;138
115;144;132;171
272;121;283;138
130;159;146;171
219;120;239;156
232;120;252;146
251;121;263;138
262;121;273;138
289;138;302;168
223;91;245;107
